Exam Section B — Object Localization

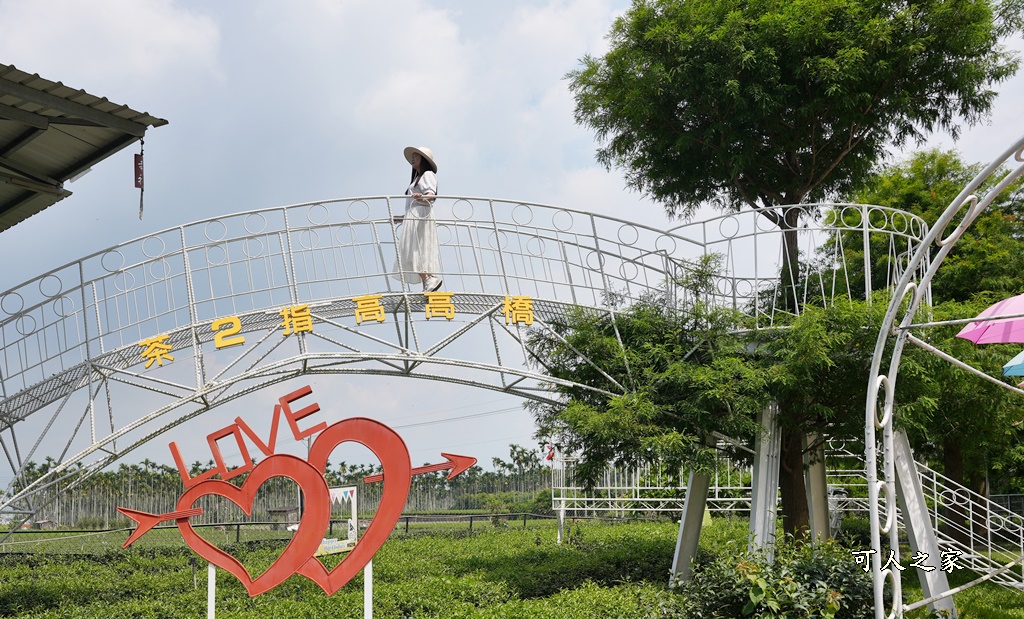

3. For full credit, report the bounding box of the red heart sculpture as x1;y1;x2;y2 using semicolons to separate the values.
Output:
176;454;330;597
298;417;411;595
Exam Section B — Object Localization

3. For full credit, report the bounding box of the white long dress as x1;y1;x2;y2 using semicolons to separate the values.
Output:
392;170;441;283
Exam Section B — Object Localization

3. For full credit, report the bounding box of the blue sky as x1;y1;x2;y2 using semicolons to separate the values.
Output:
1;0;1023;473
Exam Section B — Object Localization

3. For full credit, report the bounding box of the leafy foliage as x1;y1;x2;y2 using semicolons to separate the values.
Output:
838;149;1024;494
677;538;874;619
846;148;1024;303
759;298;887;438
569;0;1022;216
529;256;765;486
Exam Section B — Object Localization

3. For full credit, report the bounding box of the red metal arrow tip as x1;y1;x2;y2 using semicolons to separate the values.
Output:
441;453;477;480
363;453;477;484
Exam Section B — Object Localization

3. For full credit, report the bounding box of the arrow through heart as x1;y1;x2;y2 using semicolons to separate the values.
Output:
116;399;477;598
362;452;476;484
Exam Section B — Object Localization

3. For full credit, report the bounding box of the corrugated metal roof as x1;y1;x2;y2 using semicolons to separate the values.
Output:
0;63;167;232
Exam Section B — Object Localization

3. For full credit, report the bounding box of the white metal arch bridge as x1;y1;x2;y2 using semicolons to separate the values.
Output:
0;196;926;535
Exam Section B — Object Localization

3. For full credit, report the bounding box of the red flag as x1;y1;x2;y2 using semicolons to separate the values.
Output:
134;153;144;189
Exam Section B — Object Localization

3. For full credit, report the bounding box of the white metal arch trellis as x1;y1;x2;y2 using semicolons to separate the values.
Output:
866;134;1024;619
0;196;926;538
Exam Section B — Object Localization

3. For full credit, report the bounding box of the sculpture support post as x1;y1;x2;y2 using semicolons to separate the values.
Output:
671;435;715;582
805;432;830;543
894;430;957;618
671;462;712;581
749;401;781;557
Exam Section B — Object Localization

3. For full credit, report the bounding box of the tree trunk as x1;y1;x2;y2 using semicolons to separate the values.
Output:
942;437;969;544
779;208;802;314
779;424;810;538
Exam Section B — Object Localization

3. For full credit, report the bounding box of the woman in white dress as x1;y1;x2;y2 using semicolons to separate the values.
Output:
392;146;442;292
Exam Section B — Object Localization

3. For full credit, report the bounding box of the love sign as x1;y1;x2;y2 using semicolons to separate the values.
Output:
117;386;476;597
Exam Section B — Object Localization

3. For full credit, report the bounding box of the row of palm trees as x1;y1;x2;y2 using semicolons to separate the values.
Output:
9;445;552;529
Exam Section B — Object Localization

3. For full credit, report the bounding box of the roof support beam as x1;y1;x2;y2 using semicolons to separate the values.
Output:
0;154;62;187
0;77;147;137
0;102;49;130
56;133;138;181
0;171;63;195
0;127;46;158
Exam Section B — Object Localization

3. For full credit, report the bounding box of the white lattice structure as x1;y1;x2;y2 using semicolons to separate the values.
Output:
0;195;929;612
866;134;1024;617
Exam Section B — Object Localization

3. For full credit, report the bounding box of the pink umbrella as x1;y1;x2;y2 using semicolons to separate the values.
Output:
956;293;1024;344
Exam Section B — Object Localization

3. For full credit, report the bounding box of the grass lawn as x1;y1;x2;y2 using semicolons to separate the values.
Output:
902;562;1024;619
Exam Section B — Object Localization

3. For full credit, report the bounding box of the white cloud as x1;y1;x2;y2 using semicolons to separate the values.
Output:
0;0;222;98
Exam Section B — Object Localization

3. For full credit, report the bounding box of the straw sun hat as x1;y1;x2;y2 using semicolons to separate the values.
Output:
403;146;437;173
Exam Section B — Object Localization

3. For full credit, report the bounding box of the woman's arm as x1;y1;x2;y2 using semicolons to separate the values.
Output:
413;171;437;203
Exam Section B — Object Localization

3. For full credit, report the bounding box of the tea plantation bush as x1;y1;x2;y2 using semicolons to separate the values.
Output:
677;538;874;619
0;518;905;619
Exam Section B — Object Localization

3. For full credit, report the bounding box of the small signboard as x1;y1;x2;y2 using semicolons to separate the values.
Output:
314;537;355;557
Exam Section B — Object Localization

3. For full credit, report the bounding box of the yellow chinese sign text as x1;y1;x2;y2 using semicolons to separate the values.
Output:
139;334;175;368
353;295;386;324
280;304;314;336
503;295;534;325
424;292;455;320
212;316;245;349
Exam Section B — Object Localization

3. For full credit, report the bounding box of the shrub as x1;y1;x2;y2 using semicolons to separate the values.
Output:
675;538;876;619
835;515;872;548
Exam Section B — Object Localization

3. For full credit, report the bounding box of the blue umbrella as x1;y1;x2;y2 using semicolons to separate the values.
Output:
1002;349;1024;376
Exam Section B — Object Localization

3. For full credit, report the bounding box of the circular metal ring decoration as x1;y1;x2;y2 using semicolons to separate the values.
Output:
205;220;228;242
512;204;533;226
142;236;166;259
243;238;265;259
0;292;24;316
53;296;76;318
307;203;330;226
552;209;574;232
15;314;36;336
244;213;268;234
617;224;639;246
206;244;228;266
101;249;126;273
38;274;62;298
452;200;475;221
347;201;370;222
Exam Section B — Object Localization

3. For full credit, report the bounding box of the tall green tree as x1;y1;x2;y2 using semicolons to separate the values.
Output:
758;298;887;534
848;149;1024;302
530;266;886;536
529;257;765;486
569;0;1022;533
846;150;1024;503
569;0;1020;216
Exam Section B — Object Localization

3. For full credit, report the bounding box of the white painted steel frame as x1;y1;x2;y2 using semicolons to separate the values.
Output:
0;197;925;535
865;134;1024;618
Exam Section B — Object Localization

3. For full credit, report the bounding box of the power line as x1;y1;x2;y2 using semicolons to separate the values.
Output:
391;406;523;430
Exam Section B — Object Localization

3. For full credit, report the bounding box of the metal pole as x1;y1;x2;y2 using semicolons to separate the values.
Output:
671;465;712;582
892;431;955;616
557;506;565;544
805;432;830;543
207;563;216;619
363;560;373;619
671;435;716;582
749;401;781;557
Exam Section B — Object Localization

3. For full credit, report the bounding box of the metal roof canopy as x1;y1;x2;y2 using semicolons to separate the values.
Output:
0;63;167;233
